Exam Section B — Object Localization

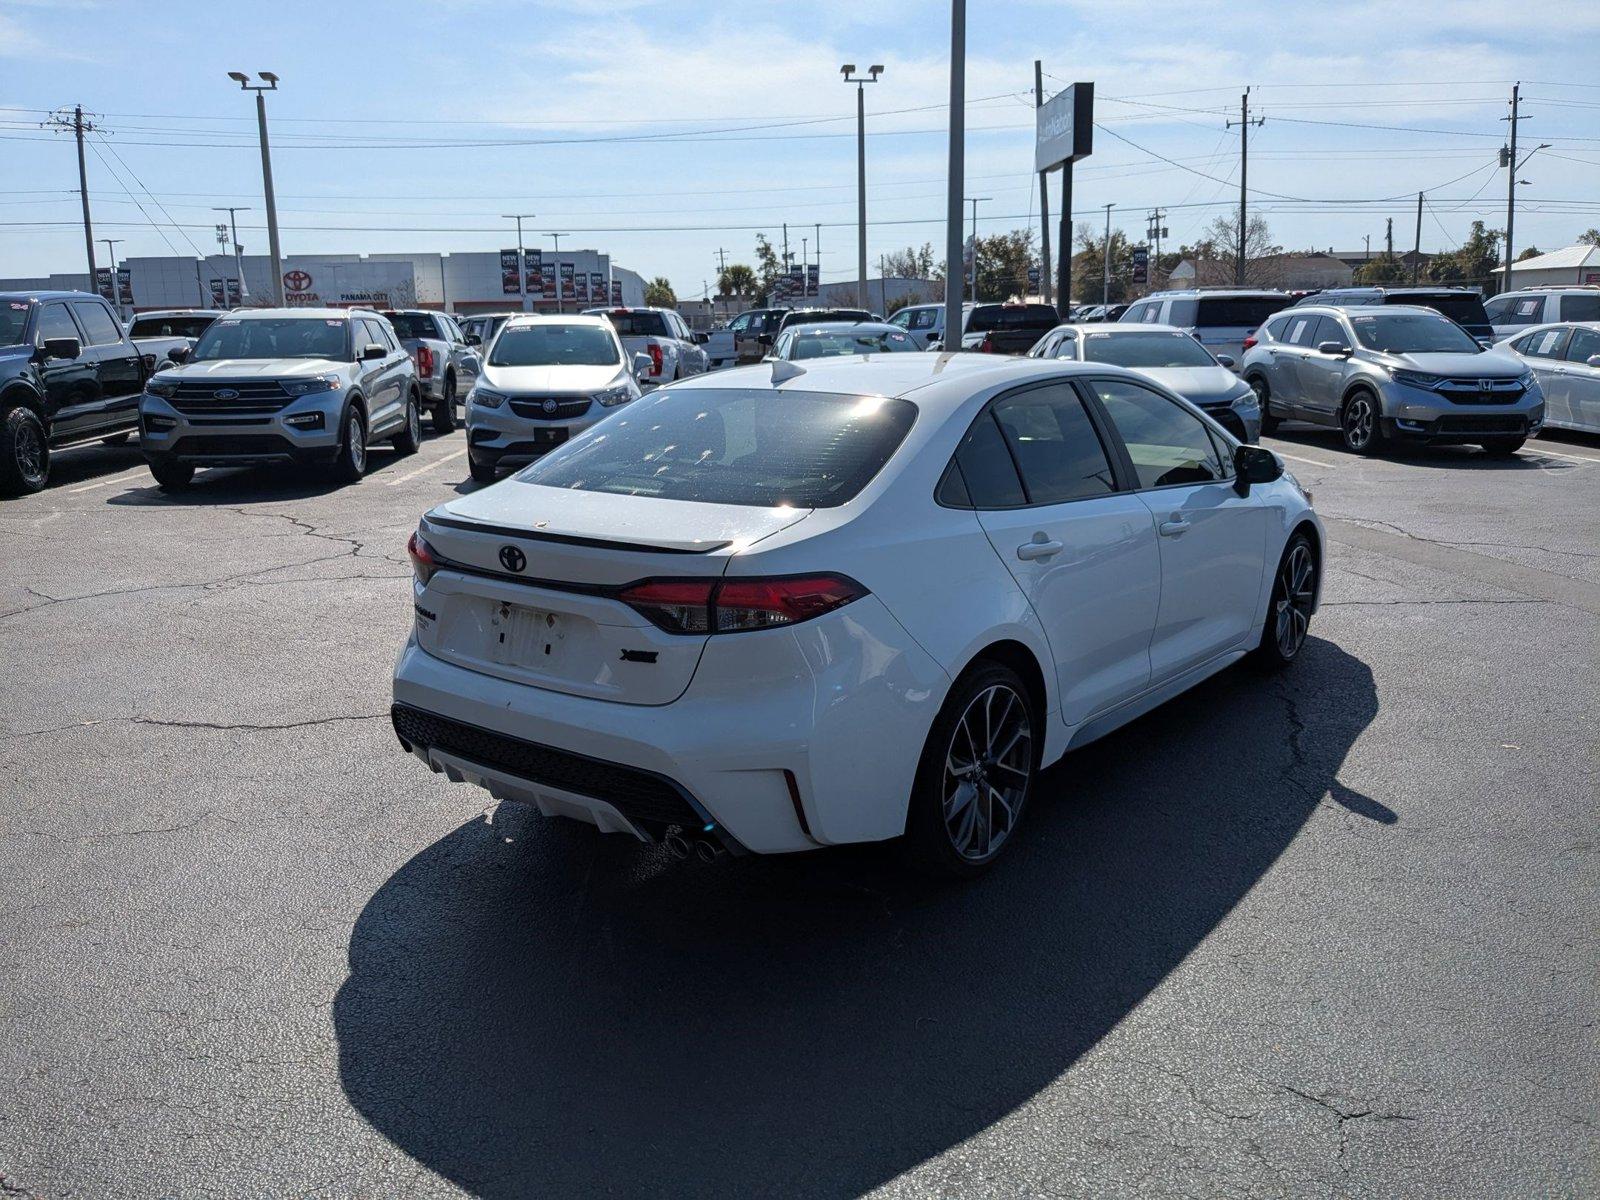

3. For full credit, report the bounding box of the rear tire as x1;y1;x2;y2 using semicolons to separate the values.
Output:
468;454;497;483
331;407;368;484
433;375;457;433
393;392;421;456
1249;375;1280;435
1253;531;1317;670
0;405;49;495
149;460;195;492
1481;437;1525;458
1340;389;1385;456
903;661;1039;879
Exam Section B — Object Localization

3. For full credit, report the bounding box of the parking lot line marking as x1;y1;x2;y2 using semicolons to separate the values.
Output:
387;447;466;486
68;468;148;494
1271;449;1343;469
1529;446;1596;465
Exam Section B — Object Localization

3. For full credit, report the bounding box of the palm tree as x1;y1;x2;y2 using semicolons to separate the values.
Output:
644;277;677;306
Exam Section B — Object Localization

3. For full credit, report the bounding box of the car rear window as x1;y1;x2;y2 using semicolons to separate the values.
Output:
130;314;218;339
0;301;32;347
1191;296;1287;328
383;313;439;340
604;311;670;337
1386;293;1489;329
515;386;916;509
967;304;1059;333
779;310;872;330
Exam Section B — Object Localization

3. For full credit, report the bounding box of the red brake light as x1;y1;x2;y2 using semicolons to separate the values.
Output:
618;575;867;634
1241;335;1258;351
980;335;995;353
407;531;437;585
416;343;434;376
649;343;663;376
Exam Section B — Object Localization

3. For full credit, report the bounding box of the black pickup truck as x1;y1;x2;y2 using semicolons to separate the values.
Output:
0;290;171;494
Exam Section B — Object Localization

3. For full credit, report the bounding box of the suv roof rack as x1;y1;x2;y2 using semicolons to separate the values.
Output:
1510;283;1600;291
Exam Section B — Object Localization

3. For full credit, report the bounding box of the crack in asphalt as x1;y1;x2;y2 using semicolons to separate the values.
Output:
1322;597;1548;607
1337;516;1600;561
1281;1085;1416;1172
0;713;387;743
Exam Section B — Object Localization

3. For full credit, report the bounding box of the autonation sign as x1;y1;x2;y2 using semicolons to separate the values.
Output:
1035;82;1095;172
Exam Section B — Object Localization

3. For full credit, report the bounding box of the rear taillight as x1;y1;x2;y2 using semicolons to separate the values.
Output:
649;343;663;376
1241;335;1258;351
407;531;438;585
980;336;995;353
415;344;434;377
618;574;867;635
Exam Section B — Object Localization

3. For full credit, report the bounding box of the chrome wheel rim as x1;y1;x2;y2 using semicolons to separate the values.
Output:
349;415;366;472
14;420;44;482
943;683;1032;861
1274;543;1315;659
1344;397;1373;448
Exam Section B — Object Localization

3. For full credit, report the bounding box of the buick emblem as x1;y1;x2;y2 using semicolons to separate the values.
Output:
542;397;558;415
498;545;527;573
214;387;240;400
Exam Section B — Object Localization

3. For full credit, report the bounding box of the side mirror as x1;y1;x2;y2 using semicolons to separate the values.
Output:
40;336;81;361
632;352;653;380
1233;444;1283;496
362;343;387;361
1215;353;1236;368
1587;355;1600;368
465;332;481;347
1316;340;1352;357
168;345;191;364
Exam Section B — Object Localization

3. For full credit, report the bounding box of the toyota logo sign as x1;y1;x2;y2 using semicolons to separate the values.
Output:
498;545;527;573
283;269;314;292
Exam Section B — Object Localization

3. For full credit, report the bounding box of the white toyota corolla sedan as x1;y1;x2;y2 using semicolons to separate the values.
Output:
392;354;1323;875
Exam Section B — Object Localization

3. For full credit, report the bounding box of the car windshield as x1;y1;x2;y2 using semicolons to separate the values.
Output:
1080;330;1215;368
0;301;30;346
490;323;619;367
515;386;917;509
129;314;218;339
604;311;670;338
191;317;349;361
780;310;870;330
1191;296;1286;328
1351;312;1481;354
789;330;917;358
383;313;438;340
968;305;1058;333
1390;293;1489;329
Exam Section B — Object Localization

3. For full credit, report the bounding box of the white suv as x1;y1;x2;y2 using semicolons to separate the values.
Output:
1485;286;1600;340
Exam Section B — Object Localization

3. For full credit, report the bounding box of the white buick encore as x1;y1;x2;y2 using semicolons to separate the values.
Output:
392;354;1323;875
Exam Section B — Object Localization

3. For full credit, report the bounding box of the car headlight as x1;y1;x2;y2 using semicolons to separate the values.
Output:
1392;369;1444;390
470;386;507;409
1229;385;1257;409
593;384;634;407
281;375;341;397
1517;369;1537;390
144;377;178;398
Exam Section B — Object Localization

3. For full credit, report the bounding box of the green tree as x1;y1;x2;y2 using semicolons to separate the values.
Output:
972;228;1037;301
717;264;757;297
1428;221;1502;287
1578;228;1600;247
754;234;783;298
644;277;677;307
1354;253;1409;284
1072;223;1139;304
883;242;942;281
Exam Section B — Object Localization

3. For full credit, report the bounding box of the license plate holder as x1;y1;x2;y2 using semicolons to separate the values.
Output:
488;600;564;666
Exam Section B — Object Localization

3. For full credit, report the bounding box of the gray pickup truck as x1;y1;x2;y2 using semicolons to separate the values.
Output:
380;309;481;432
127;310;225;375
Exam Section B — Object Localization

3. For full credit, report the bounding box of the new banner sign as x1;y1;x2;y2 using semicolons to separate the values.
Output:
1035;82;1094;172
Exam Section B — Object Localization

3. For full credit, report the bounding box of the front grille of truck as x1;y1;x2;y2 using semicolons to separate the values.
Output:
169;381;293;416
391;704;706;831
508;396;592;420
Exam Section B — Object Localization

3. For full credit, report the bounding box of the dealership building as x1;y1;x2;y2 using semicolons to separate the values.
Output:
0;248;648;315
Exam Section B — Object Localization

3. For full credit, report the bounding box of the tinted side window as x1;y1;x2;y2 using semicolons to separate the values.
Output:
1521;328;1570;359
910;308;938;330
1565;327;1600;365
992;385;1118;505
36;303;81;344
1089;378;1227;489
1560;295;1600;322
70;301;122;346
1284;314;1320;347
947;412;1026;508
1264;315;1292;341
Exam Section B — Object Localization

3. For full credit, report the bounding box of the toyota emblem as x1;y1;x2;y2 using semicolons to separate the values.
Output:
498;545;527;573
542;397;558;415
283;269;313;292
214;388;240;400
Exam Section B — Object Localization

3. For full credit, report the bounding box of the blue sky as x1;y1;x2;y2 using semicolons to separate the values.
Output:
3;0;1598;296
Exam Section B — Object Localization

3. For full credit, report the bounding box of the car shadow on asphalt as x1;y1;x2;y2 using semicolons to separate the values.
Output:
333;636;1380;1198
1268;423;1575;471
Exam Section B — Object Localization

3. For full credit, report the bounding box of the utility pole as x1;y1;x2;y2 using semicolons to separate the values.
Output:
943;0;966;348
815;222;822;300
1101;203;1114;306
1413;192;1424;284
228;72;284;304
212;206;251;302
1035;60;1052;305
802;236;810;298
966;196;990;302
1385;216;1394;260
1226;89;1264;286
1147;208;1168;289
879;252;888;315
547;232;564;312
99;239;123;316
503;214;535;312
842;64;883;312
782;222;790;280
43;105;99;285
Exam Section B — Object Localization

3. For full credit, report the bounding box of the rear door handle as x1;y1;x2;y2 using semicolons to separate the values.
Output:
1158;518;1192;538
1016;536;1064;561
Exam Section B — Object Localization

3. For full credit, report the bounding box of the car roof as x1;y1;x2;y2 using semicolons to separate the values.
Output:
131;308;228;318
1290;303;1448;319
1507;320;1600;334
0;289;105;303
785;321;902;335
1144;288;1287;298
1050;322;1189;335
501;313;610;327
220;306;358;319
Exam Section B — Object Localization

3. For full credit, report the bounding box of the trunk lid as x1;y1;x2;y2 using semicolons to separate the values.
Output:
414;482;811;705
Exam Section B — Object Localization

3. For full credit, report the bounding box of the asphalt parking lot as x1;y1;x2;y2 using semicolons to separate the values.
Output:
1;421;1596;1198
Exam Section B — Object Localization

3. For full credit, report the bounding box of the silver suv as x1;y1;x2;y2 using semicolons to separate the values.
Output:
139;307;421;490
1238;304;1543;457
466;314;647;481
1118;288;1289;368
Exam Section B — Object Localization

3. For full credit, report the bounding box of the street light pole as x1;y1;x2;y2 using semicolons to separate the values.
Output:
943;0;965;349
503;214;535;312
965;196;990;302
1101;204;1114;306
547;233;565;313
841;64;883;311
99;238;123;318
212;206;251;302
228;72;283;304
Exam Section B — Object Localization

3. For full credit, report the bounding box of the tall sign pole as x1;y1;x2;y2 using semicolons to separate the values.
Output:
1034;61;1051;305
1226;88;1264;286
1037;81;1093;312
942;0;966;346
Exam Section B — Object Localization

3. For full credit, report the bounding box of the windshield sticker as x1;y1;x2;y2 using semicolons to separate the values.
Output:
326;319;343;326
216;318;241;325
9;302;28;310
